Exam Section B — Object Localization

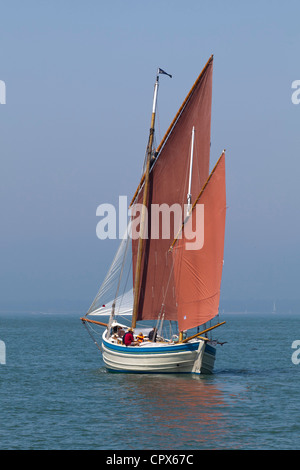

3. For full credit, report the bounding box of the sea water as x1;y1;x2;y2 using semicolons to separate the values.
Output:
0;312;299;450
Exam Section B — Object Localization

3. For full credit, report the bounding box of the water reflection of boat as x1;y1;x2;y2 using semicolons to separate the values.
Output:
118;374;229;448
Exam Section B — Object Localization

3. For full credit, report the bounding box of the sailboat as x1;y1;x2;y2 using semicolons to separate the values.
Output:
81;55;227;374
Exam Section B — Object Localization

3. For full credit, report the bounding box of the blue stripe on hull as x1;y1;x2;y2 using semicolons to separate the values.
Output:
204;342;216;356
102;338;201;355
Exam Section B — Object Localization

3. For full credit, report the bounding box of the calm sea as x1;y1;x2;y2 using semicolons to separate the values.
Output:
0;311;299;450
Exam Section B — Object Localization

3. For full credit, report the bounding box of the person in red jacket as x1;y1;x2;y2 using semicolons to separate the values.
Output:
123;328;138;346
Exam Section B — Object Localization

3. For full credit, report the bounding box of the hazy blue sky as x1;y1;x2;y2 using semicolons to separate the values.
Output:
0;1;299;311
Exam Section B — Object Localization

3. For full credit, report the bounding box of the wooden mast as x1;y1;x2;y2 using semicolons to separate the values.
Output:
131;70;160;330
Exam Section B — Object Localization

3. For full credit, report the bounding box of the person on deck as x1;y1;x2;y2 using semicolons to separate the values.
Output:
117;326;125;338
123;328;138;346
148;327;157;342
136;332;144;343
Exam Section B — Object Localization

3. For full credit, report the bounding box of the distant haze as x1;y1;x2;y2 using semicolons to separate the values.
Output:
1;1;299;313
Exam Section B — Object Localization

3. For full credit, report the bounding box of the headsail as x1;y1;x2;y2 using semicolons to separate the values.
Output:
131;56;214;323
86;222;133;318
172;152;226;332
88;289;133;316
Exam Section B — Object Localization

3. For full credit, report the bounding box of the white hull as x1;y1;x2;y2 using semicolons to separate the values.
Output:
101;331;216;374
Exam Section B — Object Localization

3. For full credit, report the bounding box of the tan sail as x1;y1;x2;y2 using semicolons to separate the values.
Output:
131;56;214;322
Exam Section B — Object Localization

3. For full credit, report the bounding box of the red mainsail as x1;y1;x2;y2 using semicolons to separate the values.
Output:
131;56;214;323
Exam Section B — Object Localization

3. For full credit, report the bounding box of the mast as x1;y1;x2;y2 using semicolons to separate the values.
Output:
131;70;160;330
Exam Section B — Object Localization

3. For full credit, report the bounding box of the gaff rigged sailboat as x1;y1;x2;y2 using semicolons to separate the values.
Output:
81;55;227;374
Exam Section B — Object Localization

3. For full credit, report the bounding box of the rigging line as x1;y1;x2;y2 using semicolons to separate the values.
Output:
112;222;131;310
150;248;172;326
86;320;104;337
116;260;132;318
156;105;162;144
157;312;165;338
155;310;162;334
83;321;102;351
141;147;148;175
86;235;128;315
167;242;184;328
156;250;175;323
